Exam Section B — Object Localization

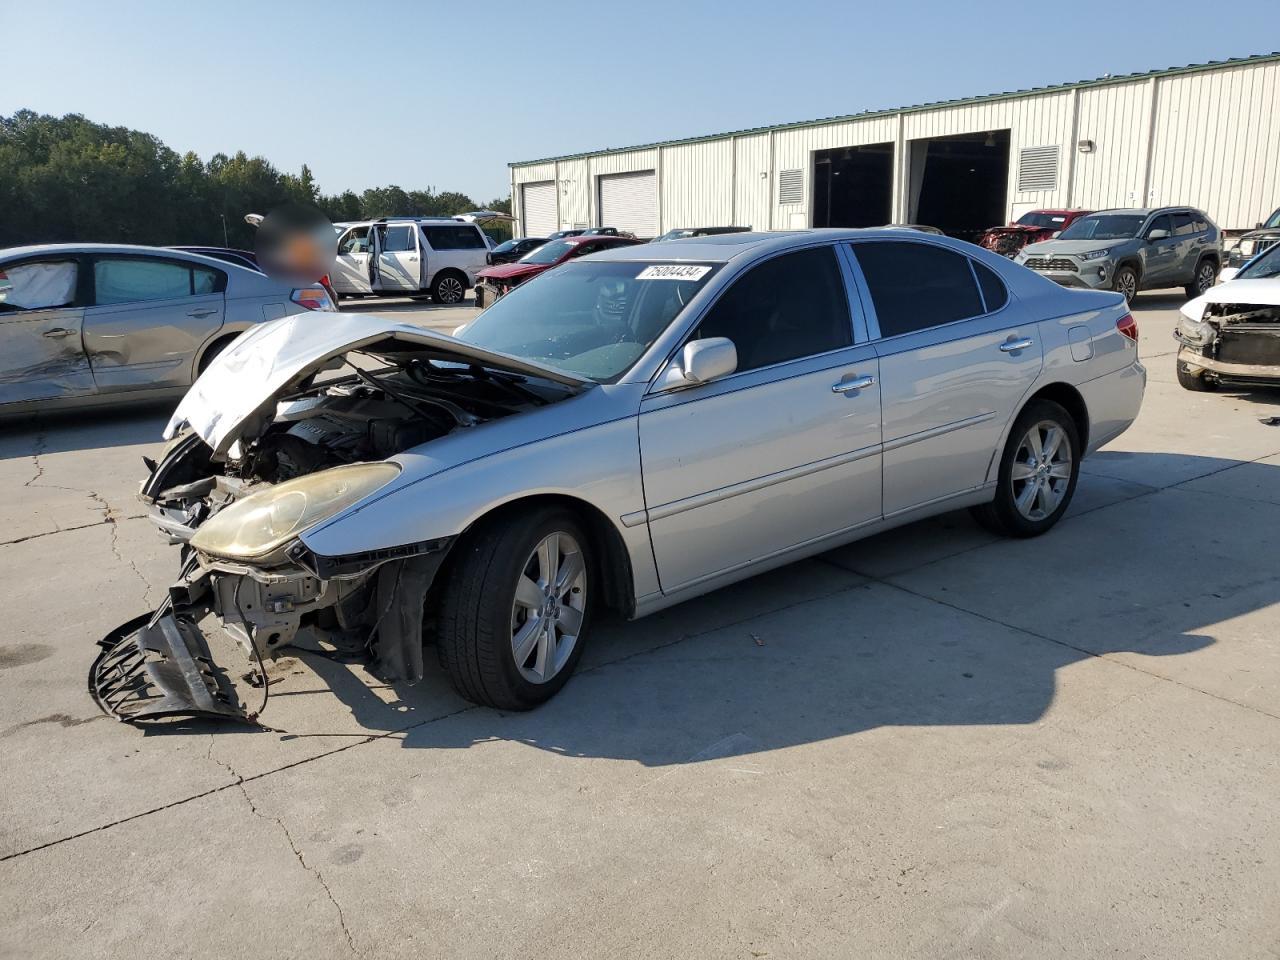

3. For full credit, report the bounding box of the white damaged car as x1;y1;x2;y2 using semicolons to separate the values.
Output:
91;230;1145;724
1175;240;1280;391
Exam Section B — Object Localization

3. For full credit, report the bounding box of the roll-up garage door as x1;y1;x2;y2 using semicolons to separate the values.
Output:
598;171;657;238
521;181;557;237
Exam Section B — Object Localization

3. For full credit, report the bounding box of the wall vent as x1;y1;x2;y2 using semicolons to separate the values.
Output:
778;168;804;205
1017;145;1059;192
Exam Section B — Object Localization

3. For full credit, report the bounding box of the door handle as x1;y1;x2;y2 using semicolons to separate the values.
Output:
43;327;75;338
832;375;876;394
999;337;1034;353
187;309;218;318
407;256;419;261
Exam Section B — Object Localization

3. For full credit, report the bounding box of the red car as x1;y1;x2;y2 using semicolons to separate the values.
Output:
474;234;642;308
979;209;1092;258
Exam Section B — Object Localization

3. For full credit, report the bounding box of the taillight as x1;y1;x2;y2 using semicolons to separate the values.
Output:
291;286;334;312
1116;313;1138;342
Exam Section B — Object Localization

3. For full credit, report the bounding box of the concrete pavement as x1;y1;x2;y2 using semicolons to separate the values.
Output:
1;291;1278;959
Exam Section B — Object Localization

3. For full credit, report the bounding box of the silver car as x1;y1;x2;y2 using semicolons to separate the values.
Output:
0;244;335;413
92;230;1145;724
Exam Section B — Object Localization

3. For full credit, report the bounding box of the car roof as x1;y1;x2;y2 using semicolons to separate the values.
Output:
588;228;965;264
0;242;257;269
1088;206;1200;217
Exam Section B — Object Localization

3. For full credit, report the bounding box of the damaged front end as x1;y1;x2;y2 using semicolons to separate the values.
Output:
1175;299;1280;387
90;315;584;725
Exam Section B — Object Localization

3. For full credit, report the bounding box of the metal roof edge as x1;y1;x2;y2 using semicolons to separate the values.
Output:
509;52;1280;168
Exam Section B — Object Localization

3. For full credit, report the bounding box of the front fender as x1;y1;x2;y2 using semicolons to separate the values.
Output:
298;413;659;600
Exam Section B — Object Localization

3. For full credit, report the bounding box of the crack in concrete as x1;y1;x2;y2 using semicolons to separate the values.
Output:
234;780;359;956
22;428;47;488
0;515;148;547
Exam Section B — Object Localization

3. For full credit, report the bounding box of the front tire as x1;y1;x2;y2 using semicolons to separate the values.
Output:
1113;265;1138;304
437;508;593;709
1177;358;1217;391
971;400;1081;538
432;272;467;305
1185;259;1217;299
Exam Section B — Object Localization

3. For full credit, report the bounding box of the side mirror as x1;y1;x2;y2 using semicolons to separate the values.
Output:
1147;228;1170;242
1050;231;1061;239
661;337;738;390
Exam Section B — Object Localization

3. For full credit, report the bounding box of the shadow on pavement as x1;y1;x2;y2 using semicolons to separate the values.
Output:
125;451;1280;768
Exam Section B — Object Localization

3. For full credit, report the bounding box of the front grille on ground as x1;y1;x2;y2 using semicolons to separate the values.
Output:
1024;257;1078;272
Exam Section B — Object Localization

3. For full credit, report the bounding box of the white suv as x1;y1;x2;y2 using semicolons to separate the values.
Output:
331;217;492;304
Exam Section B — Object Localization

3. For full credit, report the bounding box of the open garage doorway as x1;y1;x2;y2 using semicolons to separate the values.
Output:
812;143;893;228
908;130;1010;242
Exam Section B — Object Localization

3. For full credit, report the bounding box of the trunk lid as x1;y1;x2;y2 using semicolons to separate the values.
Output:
166;313;591;454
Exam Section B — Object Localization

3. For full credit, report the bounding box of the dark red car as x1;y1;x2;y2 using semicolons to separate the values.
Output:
474;234;642;308
979;209;1092;258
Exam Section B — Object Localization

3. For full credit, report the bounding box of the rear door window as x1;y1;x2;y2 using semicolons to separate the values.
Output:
973;262;1009;313
92;258;224;305
692;246;852;372
0;260;79;312
423;226;487;250
851;241;985;337
1172;212;1198;236
381;225;415;252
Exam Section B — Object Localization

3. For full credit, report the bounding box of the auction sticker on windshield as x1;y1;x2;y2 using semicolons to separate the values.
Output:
636;265;712;281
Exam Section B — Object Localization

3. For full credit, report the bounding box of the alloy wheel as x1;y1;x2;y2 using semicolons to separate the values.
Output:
510;532;587;684
1197;262;1215;294
1011;420;1073;521
1117;270;1137;302
438;277;464;303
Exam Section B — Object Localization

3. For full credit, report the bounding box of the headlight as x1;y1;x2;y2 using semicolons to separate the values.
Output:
1176;314;1214;347
190;462;401;560
1081;249;1112;261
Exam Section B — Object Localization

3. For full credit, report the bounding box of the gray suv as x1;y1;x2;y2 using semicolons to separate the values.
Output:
1015;207;1221;303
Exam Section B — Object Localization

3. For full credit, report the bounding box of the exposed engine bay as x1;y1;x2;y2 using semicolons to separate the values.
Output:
91;342;568;726
1177;300;1280;384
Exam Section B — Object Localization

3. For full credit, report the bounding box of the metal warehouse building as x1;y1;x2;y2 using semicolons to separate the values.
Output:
509;53;1280;241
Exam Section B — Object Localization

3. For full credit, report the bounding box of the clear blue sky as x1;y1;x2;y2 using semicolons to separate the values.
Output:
3;0;1278;203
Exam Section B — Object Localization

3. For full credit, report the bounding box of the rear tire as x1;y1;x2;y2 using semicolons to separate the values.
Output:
1112;265;1138;304
971;399;1081;538
437;508;593;710
431;272;467;305
1184;259;1217;299
1177;358;1217;391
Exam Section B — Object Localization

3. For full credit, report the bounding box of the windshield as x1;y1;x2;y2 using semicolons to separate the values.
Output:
1264;208;1280;229
457;261;719;382
1057;214;1145;241
1015;212;1069;229
1236;243;1280;280
519;239;575;264
491;239;519;254
656;230;696;242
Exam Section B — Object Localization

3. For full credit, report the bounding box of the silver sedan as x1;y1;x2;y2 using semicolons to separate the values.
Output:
93;229;1145;724
0;243;334;413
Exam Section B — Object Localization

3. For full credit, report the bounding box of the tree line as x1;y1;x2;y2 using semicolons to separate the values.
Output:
0;110;511;250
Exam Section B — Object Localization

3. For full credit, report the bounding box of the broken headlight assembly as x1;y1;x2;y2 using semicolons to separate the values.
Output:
1175;314;1215;347
190;461;401;561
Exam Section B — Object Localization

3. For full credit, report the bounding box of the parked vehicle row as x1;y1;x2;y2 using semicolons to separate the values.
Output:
979;209;1092;258
92;228;1145;723
474;233;643;308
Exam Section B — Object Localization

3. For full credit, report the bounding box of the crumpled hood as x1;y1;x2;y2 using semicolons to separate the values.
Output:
1181;277;1280;321
1021;239;1126;257
477;262;548;282
165;313;590;455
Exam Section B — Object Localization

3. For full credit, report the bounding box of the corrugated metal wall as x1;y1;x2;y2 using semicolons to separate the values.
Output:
512;58;1279;234
1147;60;1280;229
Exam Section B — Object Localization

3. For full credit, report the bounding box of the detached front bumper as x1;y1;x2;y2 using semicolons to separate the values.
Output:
90;540;453;725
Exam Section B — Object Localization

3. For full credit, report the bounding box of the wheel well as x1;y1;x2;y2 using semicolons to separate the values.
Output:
195;331;242;376
432;494;635;618
1197;252;1219;268
1026;382;1089;452
432;267;470;290
1115;257;1143;280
